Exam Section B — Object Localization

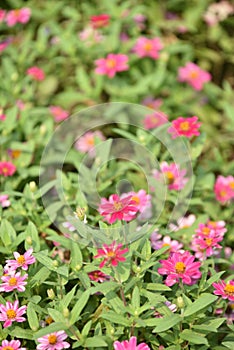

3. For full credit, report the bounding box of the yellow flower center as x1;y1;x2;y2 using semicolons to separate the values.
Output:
2;167;9;174
6;309;16;319
220;190;227;197
2;346;14;350
131;196;140;205
17;255;25;264
107;251;116;258
202;227;210;235
224;284;234;296
86;136;94;146
208;221;216;228
180;121;190;131
190;70;199;79
144;42;153;51
48;334;57;345
175;262;186;274
45;316;53;325
106;59;116;68
113;201;123;211
205;238;213;246
11;150;21;159
229;181;234;189
8;277;17;286
165;171;174;184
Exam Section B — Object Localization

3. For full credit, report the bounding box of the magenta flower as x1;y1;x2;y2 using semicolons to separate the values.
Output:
6;248;36;271
6;8;31;27
95;53;129;78
168;116;201;139
0;271;28;292
191;231;223;260
98;194;139;224
36;331;70;350
90;14;110;29
143;111;168;129
178;62;211;91
0;339;26;350
153;161;188;191
213;280;234;302
0;300;27;328
114;336;150;350
207;220;227;237
94;241;129;268
133;37;163;59
88;270;110;282
0;161;16;177
0;39;11;53
0;113;6;121
158;251;201;286
169;214;196;231
214;175;234;204
0;9;6;22
49;106;69;122
27;66;45;81
75;130;105;157
0;194;10;208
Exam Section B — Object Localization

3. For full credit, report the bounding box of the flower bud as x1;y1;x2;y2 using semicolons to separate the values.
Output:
63;308;70;318
26;236;32;244
177;296;184;308
29;181;37;192
47;289;55;299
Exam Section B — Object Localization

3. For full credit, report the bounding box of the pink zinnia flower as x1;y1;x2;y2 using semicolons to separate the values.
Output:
129;189;152;214
79;26;104;46
49;106;69;122
133;37;163;59
6;8;31;27
0;300;27;328
98;194;139;224
36;331;70;350
94;241;128;268
0;194;10;208
143;111;168;129
178;62;211;91
95;53;129;78
207;220;227;237
142;97;163;110
6;248;36;271
0;113;6;121
0;39;11;53
153;161;188;191
191;231;223;260
0;161;16;177
114;336;150;350
0;9;6;22
203;1;234;26
158;251;201;286
168;116;201;139
88;270;110;282
151;235;183;253
0;271;28;292
90;14;110;28
169;214;196;231
213;280;234;302
214;175;234;204
0;339;26;350
75;130;105;157
27;66;45;81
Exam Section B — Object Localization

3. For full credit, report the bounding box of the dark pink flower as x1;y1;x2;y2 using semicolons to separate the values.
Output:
133;37;163;59
214;175;234;204
49;106;69;122
0;271;28;292
27;66;45;81
178;62;211;91
213;280;234;301
168;116;201;139
6;8;31;27
0;300;27;328
0;9;6;22
36;331;70;350
90;14;110;28
94;241;128;268
153;161;188;191
95;53;129;78
0;339;26;350
158;251;201;286
6;248;36;271
0;161;16;177
114;336;150;350
88;270;110;282
143;111;168;129
191;231;223;260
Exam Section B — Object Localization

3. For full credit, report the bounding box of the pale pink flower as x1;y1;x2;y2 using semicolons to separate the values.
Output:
16;100;26;111
75;130;105;157
207;220;227;236
27;66;45;81
62;222;76;232
95;53;129;78
158;251;201;286
153;161;188;191
94;241;128;268
143;111;168;129
204;1;234;26
36;331;70;350
128;189;152;216
49;106;69;122
90;14;110;28
0;194;10;208
6;8;31;27
152;235;183;253
114;336;150;350
133;37;163;59
178;62;211;91
0;161;16;177
0;300;27;328
98;194;139;224
79;26;104;45
0;339;26;350
6;248;36;271
0;271;28;292
168;116;201;139
133;14;146;30
169;214;196;231
142;97;163;110
214;175;234;204
213;280;234;301
0;9;6;22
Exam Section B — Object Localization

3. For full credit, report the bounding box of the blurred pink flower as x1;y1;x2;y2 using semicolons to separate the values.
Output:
16;100;26;111
27;66;45;81
6;248;36;271
152;235;183;253
75;130;105;157
213;280;234;301
6;8;31;27
142;97;163;110
0;339;26;350
127;189;152;221
204;1;234;26
36;331;70;350
214;175;234;204
191;231;223;260
95;53;129;78
0;300;27;328
114;336;150;350
133;14;146;30
0;161;16;177
169;214;196;231
153;161;188;191
49;106;69;122
158;251;201;286
79;26;104;45
62;222;76;232
94;241;129;268
88;270;110;282
0;114;6;121
0;271;28;292
178;62;211;91
133;37;163;59
90;14;110;28
143;111;168;129
0;39;11;53
168;116;201;139
0;194;10;208
0;9;6;22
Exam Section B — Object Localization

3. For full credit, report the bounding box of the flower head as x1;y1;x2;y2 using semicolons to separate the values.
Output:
169;214;196;231
88;270;110;282
143;111;168;129
0;300;27;328
133;37;163;59
178;62;211;91
0;194;10;208
0;161;16;177
6;8;31;27
158;251;201;286
49;106;69;122
75;130;105;157
204;1;234;26
90;14;110;28
214;175;234;204
0;10;6;23
153;161;188;191
27;66;45;81
0;271;28;292
0;339;26;350
114;336;150;350
94;241;128;268
168;116;201;139
36;331;70;350
141;97;163;110
95;53;129;78
6;248;36;271
151;235;183;253
213;280;234;302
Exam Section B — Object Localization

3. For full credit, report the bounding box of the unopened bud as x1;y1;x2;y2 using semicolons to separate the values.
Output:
40;124;46;135
177;296;184;308
29;181;37;192
74;264;82;271
52;260;58;267
47;289;55;299
26;236;32;244
63;308;70;318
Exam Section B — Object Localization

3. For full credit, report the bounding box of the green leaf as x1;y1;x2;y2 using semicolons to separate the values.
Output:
180;329;208;345
193;318;226;332
48;308;65;323
70;290;90;325
153;314;181;332
101;311;131;326
84;337;108;347
70;243;83;269
0;219;16;247
132;286;140;309
60;285;77;309
27;302;39;331
30;267;51;286
184;293;218;317
33;322;69;339
25;221;40;252
145;283;171;291
34;251;57;272
11;327;34;340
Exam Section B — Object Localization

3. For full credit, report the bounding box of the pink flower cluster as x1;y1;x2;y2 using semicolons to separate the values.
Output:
49;106;69;122
191;220;226;260
27;66;45;81
95;54;129;78
214;175;234;204
0;339;26;350
178;62;211;91
203;1;234;26
168;116;201;139
153;161;188;191
0;8;31;27
0;194;10;208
